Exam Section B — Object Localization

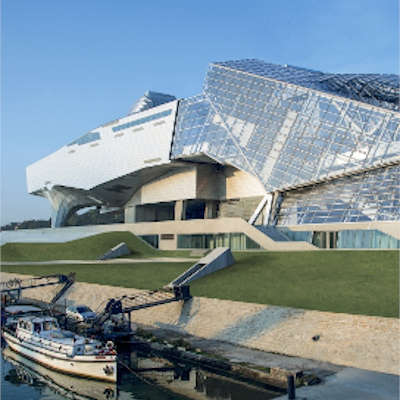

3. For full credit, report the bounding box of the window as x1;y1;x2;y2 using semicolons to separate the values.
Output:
112;109;172;132
68;131;100;146
43;320;57;331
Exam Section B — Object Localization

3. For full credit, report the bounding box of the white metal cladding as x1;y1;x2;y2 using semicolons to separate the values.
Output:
26;101;178;193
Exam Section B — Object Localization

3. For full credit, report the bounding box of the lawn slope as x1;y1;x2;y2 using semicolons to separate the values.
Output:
190;250;399;317
2;250;398;317
1;262;191;289
0;232;158;261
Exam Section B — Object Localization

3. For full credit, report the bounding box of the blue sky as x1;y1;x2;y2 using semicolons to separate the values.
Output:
1;0;398;225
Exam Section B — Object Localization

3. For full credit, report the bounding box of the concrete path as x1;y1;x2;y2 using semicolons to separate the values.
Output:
146;326;399;400
275;367;399;400
1;257;194;265
145;326;342;378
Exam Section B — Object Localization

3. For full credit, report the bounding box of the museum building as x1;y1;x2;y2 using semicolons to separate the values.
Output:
26;59;400;250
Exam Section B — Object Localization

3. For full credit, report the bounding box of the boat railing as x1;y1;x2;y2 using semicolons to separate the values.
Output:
18;330;107;357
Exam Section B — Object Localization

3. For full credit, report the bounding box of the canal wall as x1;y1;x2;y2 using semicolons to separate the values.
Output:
2;272;399;375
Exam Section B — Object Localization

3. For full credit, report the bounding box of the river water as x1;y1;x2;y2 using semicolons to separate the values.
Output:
1;344;282;400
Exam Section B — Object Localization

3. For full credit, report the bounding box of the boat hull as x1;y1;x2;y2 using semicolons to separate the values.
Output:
3;331;117;382
3;347;117;400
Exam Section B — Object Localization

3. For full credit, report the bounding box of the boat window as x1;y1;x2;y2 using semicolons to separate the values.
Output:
77;306;91;313
34;322;41;333
43;320;57;330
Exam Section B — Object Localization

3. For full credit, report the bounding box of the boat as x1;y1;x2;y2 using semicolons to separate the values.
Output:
3;346;117;400
2;314;117;382
2;304;43;326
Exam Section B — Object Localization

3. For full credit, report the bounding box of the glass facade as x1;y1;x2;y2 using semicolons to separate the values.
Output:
112;109;172;132
68;131;100;146
139;234;159;248
177;233;261;250
310;230;399;249
171;59;400;225
277;165;400;225
213;59;399;111
273;228;399;249
337;229;399;249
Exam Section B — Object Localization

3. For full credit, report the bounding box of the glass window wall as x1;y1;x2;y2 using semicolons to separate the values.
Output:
177;233;260;250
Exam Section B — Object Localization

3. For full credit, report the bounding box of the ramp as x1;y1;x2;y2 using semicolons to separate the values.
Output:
167;247;235;288
98;242;131;260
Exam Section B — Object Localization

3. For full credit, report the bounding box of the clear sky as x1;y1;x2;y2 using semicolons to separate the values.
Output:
1;0;398;225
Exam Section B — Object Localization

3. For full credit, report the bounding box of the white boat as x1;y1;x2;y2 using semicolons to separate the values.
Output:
3;346;117;400
2;314;117;382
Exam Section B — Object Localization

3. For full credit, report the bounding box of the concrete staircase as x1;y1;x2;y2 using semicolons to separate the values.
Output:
167;247;235;287
254;225;291;241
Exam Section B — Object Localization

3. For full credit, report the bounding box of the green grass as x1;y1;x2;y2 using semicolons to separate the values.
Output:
1;250;398;317
1;262;192;290
0;232;198;262
189;250;399;318
146;249;197;258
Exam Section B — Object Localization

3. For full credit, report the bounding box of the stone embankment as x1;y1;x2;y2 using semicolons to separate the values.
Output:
2;272;399;375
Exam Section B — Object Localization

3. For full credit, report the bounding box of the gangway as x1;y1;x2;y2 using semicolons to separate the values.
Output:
0;273;75;305
167;247;235;288
91;286;191;333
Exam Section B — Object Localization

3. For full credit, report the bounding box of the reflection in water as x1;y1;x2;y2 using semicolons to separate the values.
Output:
125;350;280;400
3;347;117;400
2;346;281;400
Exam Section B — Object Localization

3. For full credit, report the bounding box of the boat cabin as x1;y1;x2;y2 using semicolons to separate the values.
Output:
4;305;43;330
18;316;59;335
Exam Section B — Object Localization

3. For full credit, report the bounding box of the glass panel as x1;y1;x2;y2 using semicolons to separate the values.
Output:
177;233;260;250
277;165;400;225
68;131;100;146
172;61;399;195
112;109;172;132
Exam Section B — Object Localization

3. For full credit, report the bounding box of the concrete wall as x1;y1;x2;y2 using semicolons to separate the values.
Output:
195;165;266;200
224;167;266;199
219;196;264;220
196;165;225;200
126;167;198;206
288;221;400;240
0;218;316;250
125;165;266;209
3;272;398;375
122;165;269;227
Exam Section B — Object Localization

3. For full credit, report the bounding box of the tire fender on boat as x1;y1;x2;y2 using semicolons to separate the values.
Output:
103;365;114;376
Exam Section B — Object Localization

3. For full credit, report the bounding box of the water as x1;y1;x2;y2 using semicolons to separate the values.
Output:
1;345;282;400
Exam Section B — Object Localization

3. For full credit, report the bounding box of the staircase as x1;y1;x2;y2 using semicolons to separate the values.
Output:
167;247;235;288
255;225;291;241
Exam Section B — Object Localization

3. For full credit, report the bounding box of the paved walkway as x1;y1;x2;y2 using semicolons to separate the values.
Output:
145;326;341;378
147;326;399;400
1;257;194;265
275;368;399;400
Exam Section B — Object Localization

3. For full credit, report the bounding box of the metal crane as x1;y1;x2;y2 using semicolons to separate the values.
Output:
0;273;75;305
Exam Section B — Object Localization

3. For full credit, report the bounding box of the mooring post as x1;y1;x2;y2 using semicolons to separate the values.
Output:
287;375;295;399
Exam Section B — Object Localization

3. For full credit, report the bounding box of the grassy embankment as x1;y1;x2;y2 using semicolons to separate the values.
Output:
1;232;398;317
0;231;194;261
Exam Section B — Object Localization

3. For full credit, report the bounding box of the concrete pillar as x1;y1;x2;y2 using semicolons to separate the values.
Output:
174;200;187;221
205;200;217;219
43;187;93;228
268;191;284;226
124;205;136;223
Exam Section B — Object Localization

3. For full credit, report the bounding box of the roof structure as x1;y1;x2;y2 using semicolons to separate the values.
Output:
129;90;176;114
214;59;399;111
